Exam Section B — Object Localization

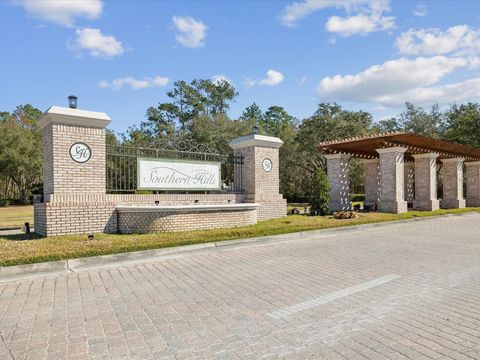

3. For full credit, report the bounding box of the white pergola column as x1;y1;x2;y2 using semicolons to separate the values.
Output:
440;158;466;209
325;153;351;212
363;159;380;207
376;147;408;214
465;161;480;207
404;161;415;203
413;153;440;211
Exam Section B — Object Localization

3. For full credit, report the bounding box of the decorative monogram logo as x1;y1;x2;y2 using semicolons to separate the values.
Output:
262;158;273;172
69;142;92;163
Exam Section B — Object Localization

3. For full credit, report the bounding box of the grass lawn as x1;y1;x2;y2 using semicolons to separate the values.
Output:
0;205;33;228
0;206;479;267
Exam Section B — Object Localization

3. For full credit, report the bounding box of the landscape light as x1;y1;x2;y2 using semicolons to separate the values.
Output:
253;125;259;135
68;95;78;109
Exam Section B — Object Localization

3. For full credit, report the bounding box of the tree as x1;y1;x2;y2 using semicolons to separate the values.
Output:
372;117;402;132
208;79;238;114
373;103;443;137
148;79;239;132
442;103;480;147
0;105;42;204
142;105;176;139
262;106;295;137
240;103;263;131
308;169;330;215
399;103;443;138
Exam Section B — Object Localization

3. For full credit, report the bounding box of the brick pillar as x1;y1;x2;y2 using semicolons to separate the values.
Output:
413;153;439;211
38;106;111;198
325;154;351;212
404;162;415;203
465;161;480;207
229;134;286;221
363;159;380;207
34;106;111;235
376;147;408;214
440;158;465;209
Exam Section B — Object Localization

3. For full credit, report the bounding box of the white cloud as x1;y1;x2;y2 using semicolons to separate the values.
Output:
396;25;480;56
281;0;342;27
71;28;124;58
99;76;169;90
245;69;284;87
172;16;207;48
317;56;479;106
413;4;427;17
212;74;233;84
260;69;284;86
16;0;103;27
280;0;394;36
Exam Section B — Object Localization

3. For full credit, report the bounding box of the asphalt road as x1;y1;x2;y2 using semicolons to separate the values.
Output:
1;214;480;359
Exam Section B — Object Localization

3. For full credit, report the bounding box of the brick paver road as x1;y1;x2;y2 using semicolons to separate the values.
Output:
1;214;480;359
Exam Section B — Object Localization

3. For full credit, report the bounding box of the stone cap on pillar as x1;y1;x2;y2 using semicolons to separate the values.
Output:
324;153;351;160
38;106;111;130
229;134;283;150
412;152;438;159
440;157;465;163
376;147;407;154
465;161;480;166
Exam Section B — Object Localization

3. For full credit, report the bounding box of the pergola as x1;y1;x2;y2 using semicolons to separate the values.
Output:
319;132;480;214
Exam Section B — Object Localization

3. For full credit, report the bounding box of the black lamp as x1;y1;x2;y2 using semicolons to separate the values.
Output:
68;95;78;109
253;124;259;135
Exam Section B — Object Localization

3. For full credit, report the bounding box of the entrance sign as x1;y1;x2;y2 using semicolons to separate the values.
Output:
70;142;91;163
137;158;221;191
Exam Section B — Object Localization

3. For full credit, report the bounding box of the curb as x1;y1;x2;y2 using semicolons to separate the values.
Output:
0;211;478;283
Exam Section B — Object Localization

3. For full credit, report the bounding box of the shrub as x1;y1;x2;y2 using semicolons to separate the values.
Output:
308;169;330;216
0;199;11;207
350;193;365;202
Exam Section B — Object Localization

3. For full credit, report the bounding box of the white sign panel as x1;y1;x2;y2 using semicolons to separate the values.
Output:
137;158;221;191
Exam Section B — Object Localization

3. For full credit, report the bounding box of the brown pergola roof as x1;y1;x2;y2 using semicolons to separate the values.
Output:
319;132;480;162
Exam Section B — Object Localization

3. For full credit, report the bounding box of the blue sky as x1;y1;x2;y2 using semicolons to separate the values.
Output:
1;0;480;133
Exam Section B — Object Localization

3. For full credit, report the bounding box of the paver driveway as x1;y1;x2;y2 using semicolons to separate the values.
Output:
1;214;480;359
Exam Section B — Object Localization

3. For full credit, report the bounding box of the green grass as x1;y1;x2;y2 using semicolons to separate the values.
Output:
0;206;33;228
0;206;479;267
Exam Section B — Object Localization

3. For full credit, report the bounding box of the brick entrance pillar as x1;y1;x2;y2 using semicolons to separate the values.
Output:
325;154;351;212
376;147;408;214
39;106;111;197
363;159;380;207
229;134;286;220
465;161;480;207
34;106;112;235
413;153;440;211
440;158;466;209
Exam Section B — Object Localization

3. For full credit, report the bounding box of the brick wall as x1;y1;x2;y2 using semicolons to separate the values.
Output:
118;208;257;233
35;193;249;236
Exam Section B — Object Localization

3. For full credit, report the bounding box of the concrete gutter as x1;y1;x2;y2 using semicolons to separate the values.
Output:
0;212;478;283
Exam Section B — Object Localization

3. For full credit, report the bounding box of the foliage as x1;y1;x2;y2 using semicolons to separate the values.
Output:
0;105;42;204
290;103;372;200
144;79;238;132
442;103;480;147
373;103;444;138
350;194;366;202
308;169;330;215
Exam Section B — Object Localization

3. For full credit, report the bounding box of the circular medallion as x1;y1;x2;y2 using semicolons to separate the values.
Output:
262;158;273;172
69;142;92;163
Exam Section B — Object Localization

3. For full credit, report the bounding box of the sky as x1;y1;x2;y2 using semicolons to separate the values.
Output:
1;0;480;133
